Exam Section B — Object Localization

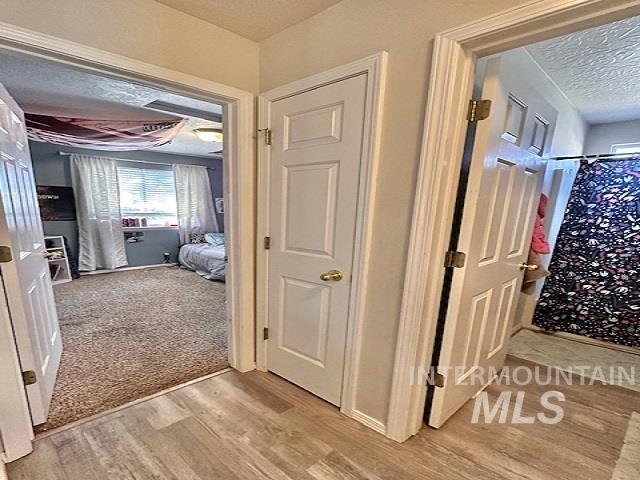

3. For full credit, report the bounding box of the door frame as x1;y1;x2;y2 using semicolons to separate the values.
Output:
0;22;255;461
387;0;640;442
256;52;388;432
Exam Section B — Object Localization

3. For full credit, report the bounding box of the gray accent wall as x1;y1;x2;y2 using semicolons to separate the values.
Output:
30;141;224;268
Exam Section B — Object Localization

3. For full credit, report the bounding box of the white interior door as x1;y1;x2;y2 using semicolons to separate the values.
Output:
429;57;558;427
266;74;367;406
0;83;62;426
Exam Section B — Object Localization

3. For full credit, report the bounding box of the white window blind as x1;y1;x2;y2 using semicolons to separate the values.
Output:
117;165;177;226
611;143;640;154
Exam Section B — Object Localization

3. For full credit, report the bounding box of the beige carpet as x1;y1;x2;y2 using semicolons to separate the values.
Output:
37;267;228;432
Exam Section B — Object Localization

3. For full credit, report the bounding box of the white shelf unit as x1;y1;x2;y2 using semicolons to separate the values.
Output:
44;236;72;285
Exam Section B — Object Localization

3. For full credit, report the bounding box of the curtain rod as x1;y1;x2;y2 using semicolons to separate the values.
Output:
57;151;218;170
551;152;640;162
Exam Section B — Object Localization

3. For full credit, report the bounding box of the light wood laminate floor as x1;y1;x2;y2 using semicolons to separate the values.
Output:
8;357;640;480
510;329;640;392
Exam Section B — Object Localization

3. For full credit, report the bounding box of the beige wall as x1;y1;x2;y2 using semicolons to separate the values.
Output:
0;0;259;93
260;0;532;424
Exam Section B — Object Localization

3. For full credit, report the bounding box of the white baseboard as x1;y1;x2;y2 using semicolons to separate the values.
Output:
80;263;178;276
346;409;387;436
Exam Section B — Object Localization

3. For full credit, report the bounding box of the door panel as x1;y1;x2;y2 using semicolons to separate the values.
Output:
267;74;367;406
283;161;338;257
284;103;343;149
429;57;557;427
0;83;62;426
279;277;331;365
488;278;517;355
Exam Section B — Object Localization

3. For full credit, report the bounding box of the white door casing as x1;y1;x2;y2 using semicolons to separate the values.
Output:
428;57;557;427
266;74;368;406
0;83;62;426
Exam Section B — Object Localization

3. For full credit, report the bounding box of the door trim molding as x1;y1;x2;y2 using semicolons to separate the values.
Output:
387;0;640;442
256;52;388;433
0;22;255;460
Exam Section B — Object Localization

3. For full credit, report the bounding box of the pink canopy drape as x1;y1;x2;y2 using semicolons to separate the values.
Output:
26;114;186;151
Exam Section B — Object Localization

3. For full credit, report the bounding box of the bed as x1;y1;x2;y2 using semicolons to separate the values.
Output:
178;233;226;281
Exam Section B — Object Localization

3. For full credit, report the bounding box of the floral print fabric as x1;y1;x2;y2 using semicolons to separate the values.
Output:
533;159;640;348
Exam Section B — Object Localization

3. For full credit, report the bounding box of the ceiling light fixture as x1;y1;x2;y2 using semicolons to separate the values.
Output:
193;127;223;143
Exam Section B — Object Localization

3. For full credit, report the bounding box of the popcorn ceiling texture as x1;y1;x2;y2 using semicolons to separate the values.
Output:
527;15;640;124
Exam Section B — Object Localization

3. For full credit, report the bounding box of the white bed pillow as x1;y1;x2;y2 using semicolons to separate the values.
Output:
204;233;225;246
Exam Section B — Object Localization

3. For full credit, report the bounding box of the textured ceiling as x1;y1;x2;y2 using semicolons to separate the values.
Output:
527;15;640;124
0;51;223;157
154;0;343;41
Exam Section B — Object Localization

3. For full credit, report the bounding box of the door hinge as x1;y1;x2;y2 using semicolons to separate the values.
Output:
263;327;269;340
444;250;466;268
467;99;492;122
428;372;445;388
0;246;12;263
22;370;37;386
259;128;272;146
263;236;271;250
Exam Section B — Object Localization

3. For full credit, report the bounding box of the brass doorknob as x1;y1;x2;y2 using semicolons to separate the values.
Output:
320;270;343;282
519;263;539;271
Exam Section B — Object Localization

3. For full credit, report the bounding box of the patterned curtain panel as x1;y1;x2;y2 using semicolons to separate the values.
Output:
534;159;640;347
26;114;186;151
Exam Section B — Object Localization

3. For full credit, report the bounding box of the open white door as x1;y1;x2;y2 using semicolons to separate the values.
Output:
266;74;367;406
428;57;558;427
0;83;62;427
0;276;33;461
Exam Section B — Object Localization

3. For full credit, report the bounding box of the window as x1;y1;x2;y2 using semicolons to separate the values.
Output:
611;143;640;155
117;165;177;226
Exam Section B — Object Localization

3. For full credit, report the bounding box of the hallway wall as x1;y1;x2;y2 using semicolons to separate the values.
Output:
0;0;259;93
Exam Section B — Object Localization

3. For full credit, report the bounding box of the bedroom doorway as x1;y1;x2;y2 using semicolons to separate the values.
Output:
0;36;251;450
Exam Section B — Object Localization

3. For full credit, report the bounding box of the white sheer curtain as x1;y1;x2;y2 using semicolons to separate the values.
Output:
173;164;218;244
70;154;128;271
